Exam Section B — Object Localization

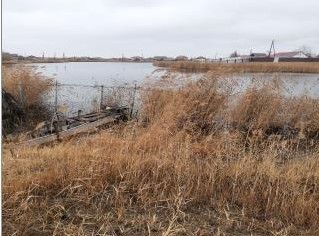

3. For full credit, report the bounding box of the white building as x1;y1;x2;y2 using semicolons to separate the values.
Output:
273;51;310;59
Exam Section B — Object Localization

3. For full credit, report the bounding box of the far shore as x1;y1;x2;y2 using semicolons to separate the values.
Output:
2;60;156;65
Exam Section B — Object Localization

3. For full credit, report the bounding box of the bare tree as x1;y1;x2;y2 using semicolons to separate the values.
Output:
298;45;313;57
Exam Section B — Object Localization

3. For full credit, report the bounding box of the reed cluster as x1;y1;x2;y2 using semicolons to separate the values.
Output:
154;61;319;74
2;65;53;133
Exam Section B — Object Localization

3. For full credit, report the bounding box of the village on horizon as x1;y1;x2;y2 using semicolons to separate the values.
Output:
3;42;319;64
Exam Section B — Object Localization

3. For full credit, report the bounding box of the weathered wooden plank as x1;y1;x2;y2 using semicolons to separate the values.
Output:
17;115;120;147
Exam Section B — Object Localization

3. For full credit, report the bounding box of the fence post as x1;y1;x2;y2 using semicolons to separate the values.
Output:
54;80;60;142
100;85;104;111
54;80;58;114
53;121;60;141
130;83;137;118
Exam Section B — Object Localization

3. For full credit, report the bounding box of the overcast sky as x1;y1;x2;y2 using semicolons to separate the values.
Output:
3;0;319;58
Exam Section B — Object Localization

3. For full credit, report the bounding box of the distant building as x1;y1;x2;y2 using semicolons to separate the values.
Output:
250;52;268;58
144;57;153;61
175;55;188;61
272;51;310;59
26;55;37;59
195;56;207;62
131;56;144;62
153;56;172;61
121;57;132;62
239;55;251;59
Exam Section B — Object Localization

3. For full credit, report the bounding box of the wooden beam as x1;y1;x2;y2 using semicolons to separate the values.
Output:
17;115;120;148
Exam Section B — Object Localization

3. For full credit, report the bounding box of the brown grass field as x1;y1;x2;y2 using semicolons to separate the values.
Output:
2;71;319;235
154;61;319;74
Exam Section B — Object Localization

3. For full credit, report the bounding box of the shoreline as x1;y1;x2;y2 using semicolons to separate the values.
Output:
154;61;319;74
2;60;156;65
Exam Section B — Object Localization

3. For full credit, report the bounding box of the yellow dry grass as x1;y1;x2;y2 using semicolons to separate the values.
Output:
2;65;53;133
3;73;319;235
2;65;52;108
154;61;319;74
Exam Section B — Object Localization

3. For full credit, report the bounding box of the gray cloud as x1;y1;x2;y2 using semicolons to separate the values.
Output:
3;0;319;57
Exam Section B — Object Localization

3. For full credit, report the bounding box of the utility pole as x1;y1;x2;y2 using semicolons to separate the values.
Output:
268;40;276;57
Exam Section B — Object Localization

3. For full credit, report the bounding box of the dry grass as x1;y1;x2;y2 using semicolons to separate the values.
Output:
2;65;53;131
154;61;319;74
2;65;52;108
3;74;319;235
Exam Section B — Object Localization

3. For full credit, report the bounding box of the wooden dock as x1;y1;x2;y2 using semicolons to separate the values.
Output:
17;115;120;147
15;106;130;148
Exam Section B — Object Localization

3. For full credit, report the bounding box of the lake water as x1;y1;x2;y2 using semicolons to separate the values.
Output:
226;73;319;98
31;62;319;116
31;62;159;115
32;62;156;86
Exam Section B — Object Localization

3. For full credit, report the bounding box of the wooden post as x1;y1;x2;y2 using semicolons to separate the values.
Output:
55;80;58;114
130;84;137;118
78;109;83;118
100;85;104;111
53;121;60;141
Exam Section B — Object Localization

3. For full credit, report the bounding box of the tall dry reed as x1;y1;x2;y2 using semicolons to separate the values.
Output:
2;65;53;132
154;61;319;74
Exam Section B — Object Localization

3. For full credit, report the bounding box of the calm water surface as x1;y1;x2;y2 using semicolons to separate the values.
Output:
33;62;156;86
32;62;158;115
31;62;319;115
